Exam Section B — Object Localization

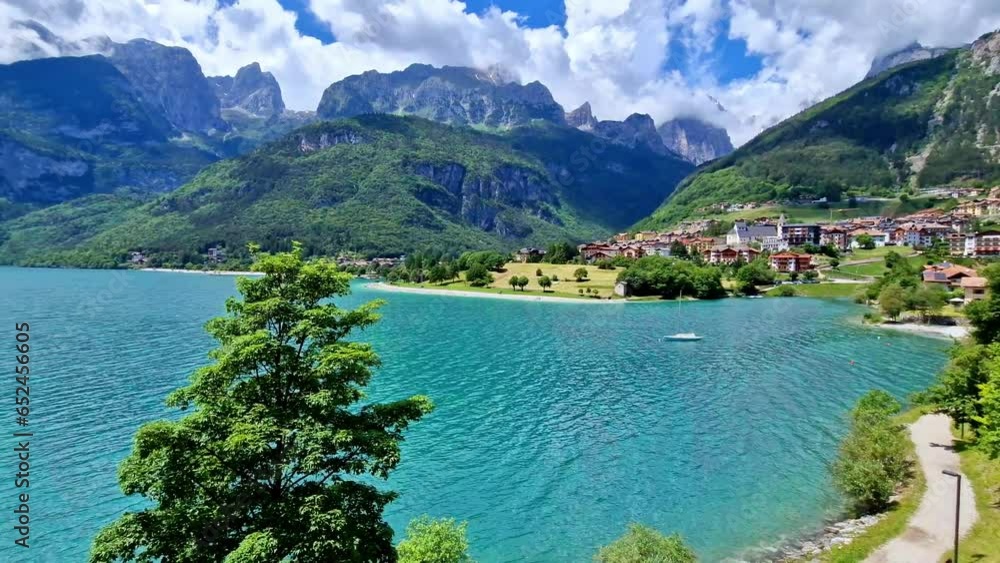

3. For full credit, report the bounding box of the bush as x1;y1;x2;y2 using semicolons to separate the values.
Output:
397;516;472;563
595;524;696;563
831;391;910;515
574;267;589;282
773;285;796;297
862;311;884;324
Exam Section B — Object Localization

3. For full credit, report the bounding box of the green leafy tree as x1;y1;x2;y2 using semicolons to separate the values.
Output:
508;276;519;291
516;276;529;291
465;263;493;287
574;268;589;282
856;233;876;250
545;242;578;264
617;256;725;299
830;258;841;269
802;270;819;282
917;343;996;432
535;268;543;277
907;285;946;323
90;243;433;563
789;271;800;282
397;517;472;563
831;391;909;515
965;264;1000;344
538;275;553;292
428;264;449;284
669;241;689;259
878;284;907;321
594;524;696;563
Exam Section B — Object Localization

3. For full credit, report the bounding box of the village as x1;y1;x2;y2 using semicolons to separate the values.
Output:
575;194;1000;278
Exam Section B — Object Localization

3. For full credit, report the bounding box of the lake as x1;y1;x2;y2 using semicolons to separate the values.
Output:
0;267;950;562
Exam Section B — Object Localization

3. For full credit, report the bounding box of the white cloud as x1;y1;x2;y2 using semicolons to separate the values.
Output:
1;0;999;146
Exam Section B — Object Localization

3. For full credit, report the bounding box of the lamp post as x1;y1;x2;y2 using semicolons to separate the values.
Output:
942;470;961;563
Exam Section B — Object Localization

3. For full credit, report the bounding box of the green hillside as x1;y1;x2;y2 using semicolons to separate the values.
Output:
638;31;1000;229
0;115;692;267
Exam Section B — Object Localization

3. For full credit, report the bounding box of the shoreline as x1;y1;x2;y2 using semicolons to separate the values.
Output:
138;267;263;277
366;282;627;304
865;320;969;340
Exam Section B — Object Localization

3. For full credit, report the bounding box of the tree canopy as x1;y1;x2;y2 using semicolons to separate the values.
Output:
90;243;433;563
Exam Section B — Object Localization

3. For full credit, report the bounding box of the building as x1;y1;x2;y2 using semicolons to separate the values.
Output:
726;222;778;246
781;223;821;247
579;244;620;262
128;251;146;265
207;246;226;263
514;248;545;263
820;226;850;252
634;230;660;242
975;231;1000;256
922;263;978;288
849;229;889;249
704;245;761;265
961;276;989;304
769;252;814;273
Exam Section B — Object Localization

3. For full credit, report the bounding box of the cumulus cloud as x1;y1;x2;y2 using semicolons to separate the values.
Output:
1;0;999;146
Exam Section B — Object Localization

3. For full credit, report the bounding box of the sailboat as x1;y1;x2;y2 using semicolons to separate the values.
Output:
662;290;703;341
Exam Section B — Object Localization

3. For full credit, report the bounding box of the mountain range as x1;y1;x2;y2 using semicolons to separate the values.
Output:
1;23;998;266
639;31;1000;229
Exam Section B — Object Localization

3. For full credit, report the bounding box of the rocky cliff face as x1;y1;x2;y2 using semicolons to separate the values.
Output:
106;39;227;133
413;162;555;235
316;63;567;128
593;114;671;155
972;31;1000;75
866;42;955;79
657;118;734;165
209;62;285;116
565;102;598;131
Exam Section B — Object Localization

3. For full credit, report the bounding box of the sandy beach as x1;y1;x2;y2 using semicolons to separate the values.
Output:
869;321;969;340
366;282;626;304
139;268;264;276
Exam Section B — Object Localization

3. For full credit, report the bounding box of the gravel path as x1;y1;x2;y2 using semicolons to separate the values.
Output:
865;414;978;563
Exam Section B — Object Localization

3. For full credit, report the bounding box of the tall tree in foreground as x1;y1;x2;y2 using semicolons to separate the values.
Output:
91;243;433;563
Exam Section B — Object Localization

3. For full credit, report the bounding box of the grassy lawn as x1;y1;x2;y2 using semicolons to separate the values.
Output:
949;427;1000;562
837;255;927;278
767;283;862;298
816;407;929;563
846;247;916;261
396;262;625;300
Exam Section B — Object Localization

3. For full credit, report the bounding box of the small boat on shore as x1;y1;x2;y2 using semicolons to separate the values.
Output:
662;333;703;342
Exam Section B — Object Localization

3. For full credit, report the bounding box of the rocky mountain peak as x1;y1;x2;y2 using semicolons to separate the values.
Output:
865;42;955;79
565;102;598;131
208;62;285;117
316;64;566;128
592;113;670;156
657;118;734;165
971;30;1000;75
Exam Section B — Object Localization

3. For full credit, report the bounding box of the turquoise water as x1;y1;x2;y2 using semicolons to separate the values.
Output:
0;267;950;562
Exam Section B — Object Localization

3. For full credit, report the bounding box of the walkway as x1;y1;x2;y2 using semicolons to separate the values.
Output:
865;414;978;563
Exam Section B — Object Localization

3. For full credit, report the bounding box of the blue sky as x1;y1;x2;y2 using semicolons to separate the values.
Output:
277;0;762;86
8;0;1000;145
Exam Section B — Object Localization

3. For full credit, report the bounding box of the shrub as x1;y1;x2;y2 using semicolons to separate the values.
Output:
397;516;472;563
831;391;909;515
773;285;796;297
465;263;493;287
574;267;589;282
595;524;696;563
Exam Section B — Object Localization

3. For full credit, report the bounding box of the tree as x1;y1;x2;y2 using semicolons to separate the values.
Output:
545;242;579;264
538;275;553;292
397;517;472;563
802;270;819;282
594;524;696;563
830;258;841;269
428;264;449;284
908;285;946;323
574;267;589;282
735;259;776;288
508;276;519;291
465;263;493;287
617;256;725;299
789;271;800;282
878;284;907;321
856;233;876;250
965;264;1000;344
516;276;529;291
831;391;908;515
535;268;543;277
669;240;689;259
90;243;433;563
